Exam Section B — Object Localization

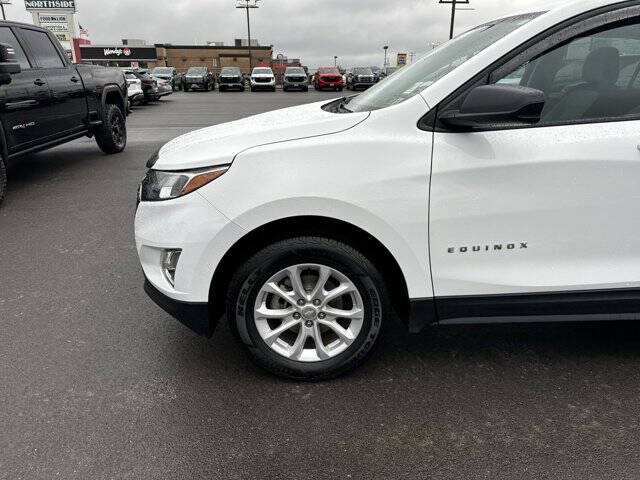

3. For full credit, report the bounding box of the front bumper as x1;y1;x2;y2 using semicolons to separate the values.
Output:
144;278;212;336
284;79;308;89
352;82;375;89
317;78;344;88
136;192;247;335
135;191;246;304
251;79;275;89
220;82;244;89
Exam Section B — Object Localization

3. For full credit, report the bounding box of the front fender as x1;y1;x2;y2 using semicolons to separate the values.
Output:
220;196;429;299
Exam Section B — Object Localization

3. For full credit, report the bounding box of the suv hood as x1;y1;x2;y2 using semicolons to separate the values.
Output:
155;100;369;170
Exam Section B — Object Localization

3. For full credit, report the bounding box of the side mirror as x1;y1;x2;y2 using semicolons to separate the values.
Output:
0;43;21;75
440;84;545;130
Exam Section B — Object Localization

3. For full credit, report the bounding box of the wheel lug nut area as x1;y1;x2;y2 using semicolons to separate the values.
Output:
318;312;326;319
313;299;321;306
297;299;305;306
293;312;301;319
305;320;314;328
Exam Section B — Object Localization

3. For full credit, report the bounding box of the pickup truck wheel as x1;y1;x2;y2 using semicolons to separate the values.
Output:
0;156;6;206
95;104;126;154
227;237;387;380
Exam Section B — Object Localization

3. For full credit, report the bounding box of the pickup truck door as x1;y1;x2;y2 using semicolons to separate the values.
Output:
0;26;52;152
17;27;86;137
429;9;640;319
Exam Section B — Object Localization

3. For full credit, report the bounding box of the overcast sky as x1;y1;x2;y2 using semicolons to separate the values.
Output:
5;0;563;68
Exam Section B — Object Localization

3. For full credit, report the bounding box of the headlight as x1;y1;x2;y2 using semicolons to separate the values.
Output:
139;165;229;201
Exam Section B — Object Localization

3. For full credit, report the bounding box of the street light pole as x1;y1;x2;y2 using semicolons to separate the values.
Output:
383;45;388;70
236;0;260;72
334;55;337;67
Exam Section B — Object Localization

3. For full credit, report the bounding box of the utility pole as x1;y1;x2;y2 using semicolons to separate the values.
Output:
236;0;261;72
383;45;389;69
439;0;470;40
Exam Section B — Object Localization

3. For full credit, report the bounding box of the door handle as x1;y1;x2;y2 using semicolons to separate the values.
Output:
33;79;46;86
70;76;79;83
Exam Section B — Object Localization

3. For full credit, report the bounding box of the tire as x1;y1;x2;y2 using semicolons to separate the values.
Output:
95;103;126;154
303;86;308;92
338;87;343;92
0;156;6;206
227;237;387;381
272;86;276;92
240;86;246;92
251;87;256;92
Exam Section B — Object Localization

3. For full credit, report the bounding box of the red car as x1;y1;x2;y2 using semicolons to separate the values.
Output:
314;67;344;91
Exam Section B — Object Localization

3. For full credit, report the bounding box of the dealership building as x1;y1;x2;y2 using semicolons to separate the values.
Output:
78;42;274;74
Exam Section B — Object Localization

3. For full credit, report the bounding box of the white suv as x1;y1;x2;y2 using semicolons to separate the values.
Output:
250;66;276;92
136;0;640;380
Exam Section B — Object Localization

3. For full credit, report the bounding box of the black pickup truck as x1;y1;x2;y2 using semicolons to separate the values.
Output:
0;21;128;205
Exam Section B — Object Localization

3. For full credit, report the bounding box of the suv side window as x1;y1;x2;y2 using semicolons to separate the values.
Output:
19;28;65;69
492;17;640;125
0;27;30;69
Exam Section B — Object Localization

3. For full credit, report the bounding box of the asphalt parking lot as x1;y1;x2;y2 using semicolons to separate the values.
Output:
3;89;640;479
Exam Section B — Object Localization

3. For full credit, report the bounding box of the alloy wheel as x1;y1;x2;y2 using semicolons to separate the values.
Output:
253;263;365;362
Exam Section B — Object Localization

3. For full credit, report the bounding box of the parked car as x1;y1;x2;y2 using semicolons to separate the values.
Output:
0;21;127;206
125;71;144;105
154;77;173;98
123;68;158;103
314;66;344;91
250;67;276;92
346;67;376;90
283;66;309;92
218;66;245;91
151;66;182;91
136;0;639;380
184;66;215;91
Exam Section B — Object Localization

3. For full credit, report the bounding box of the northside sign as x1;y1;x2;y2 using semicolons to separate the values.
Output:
25;0;76;11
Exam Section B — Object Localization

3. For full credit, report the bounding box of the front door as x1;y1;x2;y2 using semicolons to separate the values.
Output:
429;9;640;312
18;27;86;137
0;26;52;152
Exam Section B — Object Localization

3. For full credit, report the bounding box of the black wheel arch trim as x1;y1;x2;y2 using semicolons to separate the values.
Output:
101;84;126;115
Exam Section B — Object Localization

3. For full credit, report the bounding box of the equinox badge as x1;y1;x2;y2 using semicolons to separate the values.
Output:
448;243;529;254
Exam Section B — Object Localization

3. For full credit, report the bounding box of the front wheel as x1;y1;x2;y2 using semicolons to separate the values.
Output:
95;103;126;154
227;237;386;380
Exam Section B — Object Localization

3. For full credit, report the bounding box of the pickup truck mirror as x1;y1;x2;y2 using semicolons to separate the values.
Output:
440;84;545;130
0;42;22;77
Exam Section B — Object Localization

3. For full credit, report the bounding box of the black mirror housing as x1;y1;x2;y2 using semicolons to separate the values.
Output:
440;84;545;130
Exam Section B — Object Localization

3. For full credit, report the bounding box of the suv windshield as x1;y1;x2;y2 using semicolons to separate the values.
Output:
221;67;240;74
347;12;543;112
286;68;305;74
353;68;373;75
187;67;206;74
152;67;172;75
318;67;339;74
253;68;272;75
